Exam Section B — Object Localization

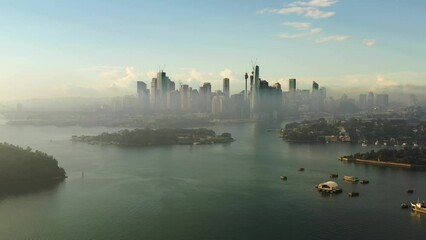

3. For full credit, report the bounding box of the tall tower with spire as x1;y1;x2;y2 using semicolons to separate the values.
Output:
250;65;260;119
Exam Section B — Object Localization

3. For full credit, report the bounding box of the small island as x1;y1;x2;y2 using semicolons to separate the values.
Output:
0;143;66;184
339;147;426;169
71;128;234;146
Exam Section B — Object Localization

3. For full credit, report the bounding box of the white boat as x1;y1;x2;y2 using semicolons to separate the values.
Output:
411;200;426;214
344;176;359;182
315;181;342;193
361;143;367;147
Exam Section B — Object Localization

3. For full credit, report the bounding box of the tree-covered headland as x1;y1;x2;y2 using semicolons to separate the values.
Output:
0;143;66;183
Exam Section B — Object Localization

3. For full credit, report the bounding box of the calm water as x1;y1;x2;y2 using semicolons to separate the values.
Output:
0;120;425;240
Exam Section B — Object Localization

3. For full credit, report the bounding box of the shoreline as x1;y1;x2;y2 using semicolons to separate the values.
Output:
338;157;426;169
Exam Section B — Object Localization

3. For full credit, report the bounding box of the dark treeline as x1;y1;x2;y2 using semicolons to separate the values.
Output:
0;143;66;183
72;128;233;146
347;148;426;165
282;118;426;144
282;118;336;142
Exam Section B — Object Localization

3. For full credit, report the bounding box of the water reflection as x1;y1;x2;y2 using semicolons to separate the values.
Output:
0;180;64;201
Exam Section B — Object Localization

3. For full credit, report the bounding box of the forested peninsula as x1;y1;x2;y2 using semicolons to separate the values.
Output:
0;143;66;184
71;128;234;146
340;148;426;168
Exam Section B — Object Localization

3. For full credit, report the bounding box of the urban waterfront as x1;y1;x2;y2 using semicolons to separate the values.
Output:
0;121;425;240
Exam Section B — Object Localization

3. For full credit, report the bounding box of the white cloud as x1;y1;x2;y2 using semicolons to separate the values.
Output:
264;6;335;19
146;70;157;78
220;68;234;80
290;0;338;7
261;0;337;19
316;35;351;43
280;28;322;39
283;21;312;30
363;39;376;47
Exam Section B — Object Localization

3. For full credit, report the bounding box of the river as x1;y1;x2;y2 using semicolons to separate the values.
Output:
0;120;425;239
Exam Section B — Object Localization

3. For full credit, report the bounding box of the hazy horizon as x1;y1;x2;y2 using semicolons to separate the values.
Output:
1;0;426;102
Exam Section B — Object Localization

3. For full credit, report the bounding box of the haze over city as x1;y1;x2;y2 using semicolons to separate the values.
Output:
2;1;426;239
1;0;426;102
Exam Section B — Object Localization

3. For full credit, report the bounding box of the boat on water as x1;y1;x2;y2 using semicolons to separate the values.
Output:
344;176;359;182
411;201;426;214
361;142;368;147
360;180;369;184
348;192;359;197
315;181;342;194
329;173;338;178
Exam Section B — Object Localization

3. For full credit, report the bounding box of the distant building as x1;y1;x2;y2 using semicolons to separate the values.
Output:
376;94;389;108
199;82;212;113
223;78;230;99
289;79;296;92
180;85;190;111
250;65;260;118
359;94;367;109
212;95;226;116
137;81;149;112
367;91;374;109
150;78;157;108
312;81;319;92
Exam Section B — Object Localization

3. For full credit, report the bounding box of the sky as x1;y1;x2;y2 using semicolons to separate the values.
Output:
1;0;426;101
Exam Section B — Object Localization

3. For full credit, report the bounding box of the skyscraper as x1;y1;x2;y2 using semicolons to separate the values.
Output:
312;81;319;92
137;81;149;111
376;94;389;108
250;65;260;118
367;91;375;109
289;79;296;92
199;82;212;113
150;78;157;108
156;71;172;110
180;84;190;111
223;78;230;99
359;94;367;109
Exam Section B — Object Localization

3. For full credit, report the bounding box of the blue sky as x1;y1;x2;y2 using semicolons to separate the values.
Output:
1;0;425;100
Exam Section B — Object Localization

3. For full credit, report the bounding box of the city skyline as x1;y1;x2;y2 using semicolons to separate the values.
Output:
1;0;426;101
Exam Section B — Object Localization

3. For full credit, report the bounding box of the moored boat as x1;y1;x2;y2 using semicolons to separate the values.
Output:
329;173;338;178
280;176;287;181
348;192;359;197
360;180;369;184
344;176;359;182
316;181;342;194
411;201;426;214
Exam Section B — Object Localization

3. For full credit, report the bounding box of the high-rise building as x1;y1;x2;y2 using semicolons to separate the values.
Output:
250;65;260;118
223;78;230;99
312;81;319;92
199;82;212;113
150;78;157;108
180;84;190;111
244;72;248;100
137;81;149;111
289;79;296;92
367;91;375;109
359;94;367;109
212;95;226;116
156;71;172;110
376;94;389;108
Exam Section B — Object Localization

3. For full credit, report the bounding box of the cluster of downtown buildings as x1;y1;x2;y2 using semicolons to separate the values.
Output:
111;65;392;120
